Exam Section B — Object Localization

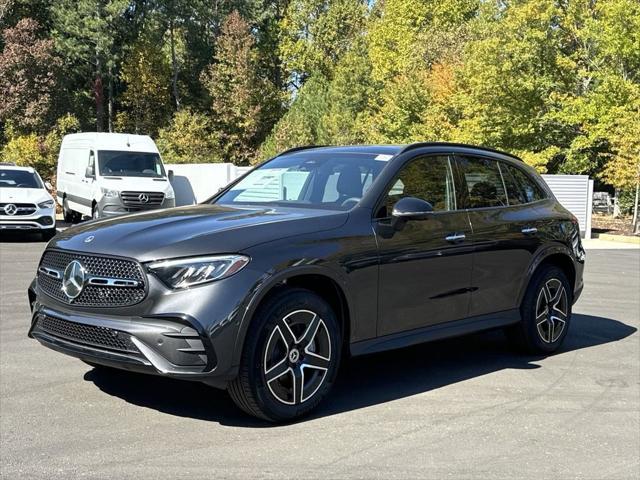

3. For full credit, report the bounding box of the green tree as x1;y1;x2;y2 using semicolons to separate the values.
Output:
279;0;368;86
202;10;279;165
51;0;129;131
116;36;172;136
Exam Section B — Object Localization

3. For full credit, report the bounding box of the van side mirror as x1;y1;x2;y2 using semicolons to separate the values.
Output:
85;165;95;178
168;169;174;181
44;181;53;191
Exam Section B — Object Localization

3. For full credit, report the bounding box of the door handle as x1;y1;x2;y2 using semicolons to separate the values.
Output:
521;227;538;235
445;233;466;243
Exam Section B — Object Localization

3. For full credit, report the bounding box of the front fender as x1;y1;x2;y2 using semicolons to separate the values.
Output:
230;263;352;368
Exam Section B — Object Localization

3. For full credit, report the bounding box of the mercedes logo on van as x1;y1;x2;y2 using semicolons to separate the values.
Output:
62;260;86;300
138;193;149;203
4;203;17;216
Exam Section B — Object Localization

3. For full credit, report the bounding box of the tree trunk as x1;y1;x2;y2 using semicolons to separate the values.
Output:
108;64;114;132
633;176;639;235
94;74;104;132
170;19;181;111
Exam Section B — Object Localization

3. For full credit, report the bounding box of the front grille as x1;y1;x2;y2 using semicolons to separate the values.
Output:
38;250;146;307
38;314;139;353
120;191;165;207
0;202;36;215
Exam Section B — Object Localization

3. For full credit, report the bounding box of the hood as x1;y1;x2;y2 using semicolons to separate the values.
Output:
51;204;348;262
99;176;173;193
0;187;52;204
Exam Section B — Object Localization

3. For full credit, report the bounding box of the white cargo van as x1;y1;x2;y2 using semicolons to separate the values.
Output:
56;133;175;221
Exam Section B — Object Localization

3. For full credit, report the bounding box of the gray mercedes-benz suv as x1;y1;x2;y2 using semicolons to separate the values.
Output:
29;143;585;422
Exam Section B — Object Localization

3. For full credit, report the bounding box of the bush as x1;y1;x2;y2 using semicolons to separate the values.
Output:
0;114;80;181
156;110;221;164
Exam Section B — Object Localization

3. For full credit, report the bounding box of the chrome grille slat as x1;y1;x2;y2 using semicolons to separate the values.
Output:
0;202;37;215
37;250;146;307
120;191;165;207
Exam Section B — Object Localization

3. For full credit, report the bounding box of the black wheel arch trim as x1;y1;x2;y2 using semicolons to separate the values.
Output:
231;264;353;369
518;243;577;306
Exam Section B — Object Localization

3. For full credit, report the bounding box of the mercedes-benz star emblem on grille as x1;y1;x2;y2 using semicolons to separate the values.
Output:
84;235;95;243
138;193;149;203
4;203;17;216
62;260;86;300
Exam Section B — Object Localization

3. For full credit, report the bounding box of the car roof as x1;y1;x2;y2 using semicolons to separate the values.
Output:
278;143;521;161
0;165;35;173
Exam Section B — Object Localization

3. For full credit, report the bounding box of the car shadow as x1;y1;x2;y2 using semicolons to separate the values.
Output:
83;313;636;428
0;231;47;243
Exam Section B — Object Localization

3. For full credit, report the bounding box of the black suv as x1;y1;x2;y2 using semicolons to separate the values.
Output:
28;143;585;422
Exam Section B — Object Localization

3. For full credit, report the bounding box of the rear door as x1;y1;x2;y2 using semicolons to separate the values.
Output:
455;155;545;316
374;154;474;336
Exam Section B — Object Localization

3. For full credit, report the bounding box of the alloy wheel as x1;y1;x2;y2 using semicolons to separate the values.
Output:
535;278;568;343
263;309;331;405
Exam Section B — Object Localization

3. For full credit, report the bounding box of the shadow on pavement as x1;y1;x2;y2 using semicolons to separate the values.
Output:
83;313;636;427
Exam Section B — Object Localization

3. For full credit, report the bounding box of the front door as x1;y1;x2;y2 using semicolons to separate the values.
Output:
374;155;474;337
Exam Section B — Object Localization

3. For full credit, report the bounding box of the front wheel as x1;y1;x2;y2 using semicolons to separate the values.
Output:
228;288;342;422
506;265;572;354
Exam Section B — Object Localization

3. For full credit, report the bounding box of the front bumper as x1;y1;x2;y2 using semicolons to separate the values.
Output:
0;210;55;231
27;261;262;388
28;305;218;380
99;196;176;217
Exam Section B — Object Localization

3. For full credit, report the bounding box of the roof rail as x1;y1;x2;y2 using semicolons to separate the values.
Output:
0;161;17;166
398;142;522;161
277;145;324;156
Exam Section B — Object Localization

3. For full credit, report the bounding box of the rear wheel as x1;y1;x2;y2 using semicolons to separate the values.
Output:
507;265;572;354
228;288;341;422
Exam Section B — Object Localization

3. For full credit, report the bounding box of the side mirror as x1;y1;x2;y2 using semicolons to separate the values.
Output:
168;169;174;181
85;165;95;178
392;197;433;226
44;181;53;191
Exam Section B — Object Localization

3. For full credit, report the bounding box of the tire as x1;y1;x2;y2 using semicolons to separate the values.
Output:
507;265;572;354
62;196;74;223
228;288;342;422
63;197;80;224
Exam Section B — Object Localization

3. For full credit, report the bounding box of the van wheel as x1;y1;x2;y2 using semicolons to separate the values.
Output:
228;288;341;422
506;265;572;354
62;197;76;223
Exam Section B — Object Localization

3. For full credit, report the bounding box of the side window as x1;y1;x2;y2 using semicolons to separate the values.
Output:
498;162;527;205
457;156;507;209
380;155;457;216
505;164;546;203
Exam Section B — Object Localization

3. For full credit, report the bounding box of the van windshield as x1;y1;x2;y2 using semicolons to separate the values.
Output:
98;151;166;178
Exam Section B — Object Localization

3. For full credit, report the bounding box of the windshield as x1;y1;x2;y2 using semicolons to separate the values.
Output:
98;151;166;178
215;151;391;210
0;169;43;189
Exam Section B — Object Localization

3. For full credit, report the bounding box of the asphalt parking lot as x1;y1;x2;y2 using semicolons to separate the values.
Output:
0;233;638;479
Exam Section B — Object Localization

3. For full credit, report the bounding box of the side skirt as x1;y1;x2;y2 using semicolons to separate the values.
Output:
350;309;521;357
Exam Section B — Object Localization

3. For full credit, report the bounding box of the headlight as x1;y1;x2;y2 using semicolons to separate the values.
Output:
38;200;54;209
101;187;119;198
148;255;250;289
165;188;175;199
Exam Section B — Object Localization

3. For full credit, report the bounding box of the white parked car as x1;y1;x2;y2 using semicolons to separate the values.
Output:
0;163;56;240
56;133;175;221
